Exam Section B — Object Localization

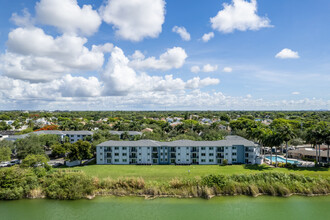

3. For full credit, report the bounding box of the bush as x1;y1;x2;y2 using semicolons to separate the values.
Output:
0;166;39;200
43;171;95;199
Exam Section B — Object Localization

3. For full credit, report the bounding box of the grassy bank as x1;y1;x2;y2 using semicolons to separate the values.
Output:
61;164;330;182
1;166;329;200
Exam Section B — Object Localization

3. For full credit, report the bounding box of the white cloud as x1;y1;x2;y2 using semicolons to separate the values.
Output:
246;94;252;98
100;0;165;41
172;26;191;41
101;47;215;95
129;47;188;71
186;77;220;89
131;50;145;60
292;91;300;95
210;0;272;33
202;32;214;42
275;48;300;59
1;27;108;81
202;64;218;72
223;67;233;72
190;65;201;73
11;8;34;27
191;64;218;73
36;0;101;36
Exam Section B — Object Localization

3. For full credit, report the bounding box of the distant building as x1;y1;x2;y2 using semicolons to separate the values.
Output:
288;148;329;163
96;135;261;165
5;130;141;143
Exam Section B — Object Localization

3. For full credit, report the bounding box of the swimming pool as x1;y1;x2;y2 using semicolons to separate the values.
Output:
265;156;300;164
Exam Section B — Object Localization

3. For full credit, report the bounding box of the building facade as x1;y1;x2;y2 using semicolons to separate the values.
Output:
96;136;261;165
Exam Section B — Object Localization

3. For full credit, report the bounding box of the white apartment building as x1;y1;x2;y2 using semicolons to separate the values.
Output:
96;135;261;165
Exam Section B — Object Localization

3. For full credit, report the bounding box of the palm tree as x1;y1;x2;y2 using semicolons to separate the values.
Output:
277;124;296;165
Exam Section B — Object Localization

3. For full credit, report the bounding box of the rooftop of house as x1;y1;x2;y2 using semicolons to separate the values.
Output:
97;135;257;147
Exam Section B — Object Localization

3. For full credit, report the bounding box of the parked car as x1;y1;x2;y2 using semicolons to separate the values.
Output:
0;161;10;167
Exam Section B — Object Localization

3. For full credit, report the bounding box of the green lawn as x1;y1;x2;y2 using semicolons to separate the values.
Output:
60;165;330;182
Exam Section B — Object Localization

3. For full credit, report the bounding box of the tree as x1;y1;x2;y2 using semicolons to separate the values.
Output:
276;123;296;165
20;154;50;170
15;135;45;159
51;144;66;158
66;140;93;161
0;146;11;162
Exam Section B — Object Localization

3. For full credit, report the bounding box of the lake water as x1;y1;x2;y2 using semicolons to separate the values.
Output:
1;196;329;220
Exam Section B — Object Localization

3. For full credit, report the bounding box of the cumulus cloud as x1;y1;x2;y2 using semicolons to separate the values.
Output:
101;47;217;95
190;65;200;73
190;64;218;73
223;67;233;72
1;27;109;81
11;8;34;27
172;26;191;41
36;0;101;36
100;0;165;41
129;47;188;71
275;48;300;59
186;77;220;89
210;0;272;33
202;32;214;42
203;64;218;72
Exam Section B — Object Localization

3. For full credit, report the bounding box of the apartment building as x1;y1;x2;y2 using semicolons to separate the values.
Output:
96;135;261;165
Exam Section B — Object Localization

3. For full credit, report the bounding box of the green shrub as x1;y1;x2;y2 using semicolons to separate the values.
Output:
43;171;95;199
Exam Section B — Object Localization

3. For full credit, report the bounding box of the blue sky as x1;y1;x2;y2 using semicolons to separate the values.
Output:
0;0;329;110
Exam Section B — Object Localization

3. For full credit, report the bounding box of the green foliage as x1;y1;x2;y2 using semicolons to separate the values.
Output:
0;146;12;162
21;154;50;170
43;171;95;199
0;166;39;200
51;144;66;158
15;135;45;159
66;140;93;161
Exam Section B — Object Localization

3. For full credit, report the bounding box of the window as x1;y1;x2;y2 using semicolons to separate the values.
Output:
233;159;237;162
107;159;111;163
139;147;141;149
71;139;74;142
71;135;74;137
122;153;127;156
209;159;214;162
122;147;127;150
115;147;119;150
201;159;206;162
232;153;237;156
115;159;119;162
232;147;236;150
100;158;103;161
147;147;150;149
123;159;127;162
139;153;142;156
147;153;150;156
178;147;180;150
186;153;189;156
209;153;214;156
225;147;228;149
153;159;158;163
201;153;206;156
186;147;189;150
201;147;206;150
115;153;119;156
225;153;228;155
178;159;180;162
186;159;189;162
77;135;81;137
178;153;181;156
161;159;163;162
100;153;103;155
209;147;213;150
